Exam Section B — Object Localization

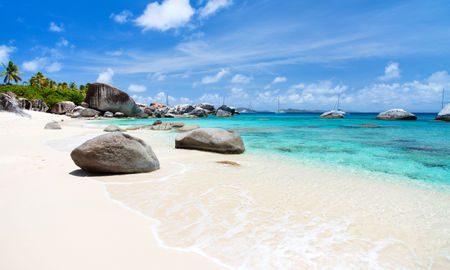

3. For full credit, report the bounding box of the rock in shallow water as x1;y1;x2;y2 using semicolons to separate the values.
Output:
172;124;200;132
376;109;417;120
436;103;450;121
70;132;160;174
319;111;345;119
175;128;245;154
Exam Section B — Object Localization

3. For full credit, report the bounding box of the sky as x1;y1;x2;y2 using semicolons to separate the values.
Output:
1;0;450;112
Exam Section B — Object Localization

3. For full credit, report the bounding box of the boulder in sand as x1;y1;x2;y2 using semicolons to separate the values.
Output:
436;104;450;121
44;121;61;129
175;128;245;154
85;83;141;116
70;132;160;174
31;99;49;112
51;101;76;114
80;108;101;117
104;124;123;132
376;109;417;120
103;111;114;118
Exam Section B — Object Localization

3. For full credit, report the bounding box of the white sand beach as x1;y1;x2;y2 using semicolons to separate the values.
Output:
0;111;226;270
1;111;450;269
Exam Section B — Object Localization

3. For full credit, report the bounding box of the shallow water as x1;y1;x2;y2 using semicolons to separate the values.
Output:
89;113;450;269
98;113;450;189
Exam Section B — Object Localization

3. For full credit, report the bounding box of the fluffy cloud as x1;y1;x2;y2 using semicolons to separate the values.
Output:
110;10;133;23
201;68;229;84
199;0;233;18
378;62;400;81
49;22;64;32
199;93;221;104
46;62;62;73
128;84;147;93
135;0;194;31
179;97;193;104
272;76;287;84
231;74;252;84
0;45;15;64
97;68;114;84
56;38;69;47
22;57;62;73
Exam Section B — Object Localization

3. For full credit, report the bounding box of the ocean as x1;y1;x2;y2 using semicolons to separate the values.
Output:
94;113;450;269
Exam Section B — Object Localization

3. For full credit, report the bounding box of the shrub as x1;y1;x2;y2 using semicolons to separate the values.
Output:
0;84;85;108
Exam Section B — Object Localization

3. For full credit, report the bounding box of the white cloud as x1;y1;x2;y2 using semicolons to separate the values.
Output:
0;45;15;64
231;74;252;84
22;57;63;73
107;50;123;56
56;38;69;47
149;72;166;81
180;97;193;104
199;0;233;18
110;10;133;23
128;84;147;93
135;0;194;31
46;62;62;73
378;62;400;81
97;68;114;84
22;57;47;72
49;22;64;32
201;68;229;84
199;93;221;104
272;76;287;84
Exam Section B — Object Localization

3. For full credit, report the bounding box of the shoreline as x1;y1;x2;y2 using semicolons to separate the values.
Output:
2;111;450;269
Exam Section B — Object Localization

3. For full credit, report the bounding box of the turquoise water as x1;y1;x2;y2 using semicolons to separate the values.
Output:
96;113;450;188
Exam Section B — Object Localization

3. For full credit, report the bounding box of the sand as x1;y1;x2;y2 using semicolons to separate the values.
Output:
1;110;449;269
0;111;226;270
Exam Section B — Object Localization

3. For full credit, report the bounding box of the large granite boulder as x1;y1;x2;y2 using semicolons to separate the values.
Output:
0;93;31;118
175;128;245;154
85;83;141;116
44;121;61;129
197;103;215;114
218;105;237;115
70;132;160;174
168;104;195;115
376;109;417;120
189;107;208;117
436;104;450;121
216;109;232;117
51;101;76;114
320;111;345;119
31;99;49;112
103;111;114;118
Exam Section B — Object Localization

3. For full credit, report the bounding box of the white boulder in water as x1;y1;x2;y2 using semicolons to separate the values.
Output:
376;109;417;120
436;103;450;121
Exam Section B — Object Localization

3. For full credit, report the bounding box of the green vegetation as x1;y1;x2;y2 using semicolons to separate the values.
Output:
1;62;87;108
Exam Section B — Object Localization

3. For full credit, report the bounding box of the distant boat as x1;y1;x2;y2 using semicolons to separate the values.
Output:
275;96;285;113
319;94;346;118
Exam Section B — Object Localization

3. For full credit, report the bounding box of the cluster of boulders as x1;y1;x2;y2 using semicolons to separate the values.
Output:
46;82;240;120
0;92;48;117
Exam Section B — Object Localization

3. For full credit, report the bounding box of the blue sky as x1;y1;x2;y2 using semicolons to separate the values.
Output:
1;0;450;112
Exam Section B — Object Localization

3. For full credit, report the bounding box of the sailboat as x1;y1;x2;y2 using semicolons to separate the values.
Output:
319;94;346;118
275;96;285;113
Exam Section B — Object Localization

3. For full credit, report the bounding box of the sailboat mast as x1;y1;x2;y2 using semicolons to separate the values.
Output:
442;88;445;109
337;94;341;111
277;96;280;112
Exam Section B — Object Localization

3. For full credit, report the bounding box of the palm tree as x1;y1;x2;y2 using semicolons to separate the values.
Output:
1;61;24;84
29;72;47;88
69;82;77;90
